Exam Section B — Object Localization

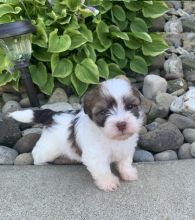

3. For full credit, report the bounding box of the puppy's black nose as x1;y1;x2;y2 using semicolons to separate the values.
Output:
116;121;127;132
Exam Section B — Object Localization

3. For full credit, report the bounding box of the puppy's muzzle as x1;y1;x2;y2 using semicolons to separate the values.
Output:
116;121;127;132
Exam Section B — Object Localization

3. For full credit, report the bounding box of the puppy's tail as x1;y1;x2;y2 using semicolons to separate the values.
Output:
9;109;56;124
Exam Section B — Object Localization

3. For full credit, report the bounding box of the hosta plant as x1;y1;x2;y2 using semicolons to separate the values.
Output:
0;0;168;96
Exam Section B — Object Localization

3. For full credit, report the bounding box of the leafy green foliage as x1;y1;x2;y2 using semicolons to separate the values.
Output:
0;0;168;96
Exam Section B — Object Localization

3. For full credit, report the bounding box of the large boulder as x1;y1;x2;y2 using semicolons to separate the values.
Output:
0;119;21;147
14;133;40;153
139;122;184;153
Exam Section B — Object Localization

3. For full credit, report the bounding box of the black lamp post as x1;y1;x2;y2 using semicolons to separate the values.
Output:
0;20;40;107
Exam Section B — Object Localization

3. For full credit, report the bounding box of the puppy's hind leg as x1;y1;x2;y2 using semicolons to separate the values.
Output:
32;133;62;165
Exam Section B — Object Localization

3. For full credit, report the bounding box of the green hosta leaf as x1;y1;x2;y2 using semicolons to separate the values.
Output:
0;15;11;23
40;74;54;96
0;0;19;3
79;8;93;18
68;30;88;50
126;49;135;59
0;50;8;73
133;32;152;42
47;11;58;22
101;1;112;13
144;1;153;5
124;1;142;12
111;43;125;60
65;0;81;11
112;5;126;21
29;62;47;88
33;46;51;62
0;4;21;17
93;32;107;52
97;59;109;79
96;21;112;48
72;51;86;63
0;72;12;86
79;24;93;42
75;58;99;84
64;15;79;31
57;75;71;86
83;44;96;61
48;29;71;53
108;63;124;78
35;0;45;5
111;31;129;40
124;34;141;49
143;55;153;66
32;18;48;48
52;58;73;78
142;1;168;18
71;73;88;96
116;58;128;69
142;33;168;56
11;70;20;81
111;11;128;31
126;11;136;21
51;54;59;73
85;0;102;6
11;77;20;92
109;26;129;40
130;56;148;74
131;18;148;32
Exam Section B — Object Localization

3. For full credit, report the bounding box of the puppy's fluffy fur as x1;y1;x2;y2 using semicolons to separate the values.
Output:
10;78;143;191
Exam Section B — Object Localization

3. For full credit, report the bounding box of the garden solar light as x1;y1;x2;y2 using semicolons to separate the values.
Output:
0;20;40;107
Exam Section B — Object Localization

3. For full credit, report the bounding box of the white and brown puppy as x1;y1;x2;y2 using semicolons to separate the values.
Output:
10;78;144;192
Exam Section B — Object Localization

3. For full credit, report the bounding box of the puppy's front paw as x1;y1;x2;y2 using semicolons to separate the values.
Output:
119;166;138;181
95;175;120;192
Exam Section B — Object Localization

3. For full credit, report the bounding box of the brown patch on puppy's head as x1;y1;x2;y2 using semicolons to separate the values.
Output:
83;84;117;127
83;85;102;119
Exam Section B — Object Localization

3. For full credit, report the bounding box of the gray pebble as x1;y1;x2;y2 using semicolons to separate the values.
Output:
178;143;193;159
69;95;80;104
183;129;195;143
2;93;20;102
71;103;82;111
139;126;147;135
2;101;20;115
168;114;195;130
48;88;68;104
41;102;73;112
154;150;178;161
191;142;195;157
145;122;160;131
154;118;167;124
142;75;167;100
133;150;154;162
20;97;31;108
22;128;42;136
0;145;18;165
14;153;33;165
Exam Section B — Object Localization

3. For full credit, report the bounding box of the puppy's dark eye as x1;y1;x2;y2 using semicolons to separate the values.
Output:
126;104;137;110
99;110;108;116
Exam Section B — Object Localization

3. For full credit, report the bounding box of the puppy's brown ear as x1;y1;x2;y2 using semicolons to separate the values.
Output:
132;85;149;113
83;85;100;118
115;75;131;83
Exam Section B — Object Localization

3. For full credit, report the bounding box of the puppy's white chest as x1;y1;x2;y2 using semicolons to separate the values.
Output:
110;145;129;162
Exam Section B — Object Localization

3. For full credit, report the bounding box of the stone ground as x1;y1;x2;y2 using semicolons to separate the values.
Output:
0;160;194;220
